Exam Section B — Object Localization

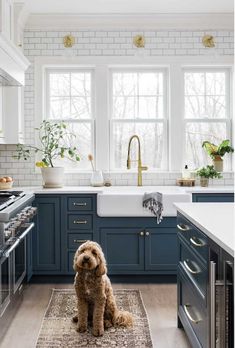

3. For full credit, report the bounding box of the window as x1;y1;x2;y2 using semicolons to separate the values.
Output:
45;69;94;169
110;70;167;170
184;69;231;170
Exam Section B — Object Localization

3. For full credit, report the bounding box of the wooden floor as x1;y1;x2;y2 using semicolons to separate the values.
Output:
0;282;191;348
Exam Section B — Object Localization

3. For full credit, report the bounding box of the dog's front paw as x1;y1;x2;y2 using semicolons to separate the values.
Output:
77;324;87;333
92;326;104;337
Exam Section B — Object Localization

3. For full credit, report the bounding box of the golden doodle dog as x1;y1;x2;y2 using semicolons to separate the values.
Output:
73;241;133;337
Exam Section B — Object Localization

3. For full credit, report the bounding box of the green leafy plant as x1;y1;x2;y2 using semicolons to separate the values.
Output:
14;120;80;167
196;165;222;179
202;139;234;160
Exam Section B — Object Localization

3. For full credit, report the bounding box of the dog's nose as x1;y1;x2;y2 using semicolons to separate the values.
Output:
83;255;90;262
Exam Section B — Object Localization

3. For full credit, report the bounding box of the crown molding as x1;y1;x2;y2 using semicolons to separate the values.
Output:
25;13;234;31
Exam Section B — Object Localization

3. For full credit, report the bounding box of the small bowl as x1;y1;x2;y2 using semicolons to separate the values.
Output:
0;181;14;190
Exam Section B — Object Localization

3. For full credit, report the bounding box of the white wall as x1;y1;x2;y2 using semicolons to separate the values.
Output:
0;28;234;187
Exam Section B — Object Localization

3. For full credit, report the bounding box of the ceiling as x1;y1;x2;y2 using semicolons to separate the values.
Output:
21;0;233;14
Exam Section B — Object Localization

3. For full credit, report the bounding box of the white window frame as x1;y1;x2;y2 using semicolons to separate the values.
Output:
182;67;232;170
44;67;96;172
34;56;233;173
109;67;168;171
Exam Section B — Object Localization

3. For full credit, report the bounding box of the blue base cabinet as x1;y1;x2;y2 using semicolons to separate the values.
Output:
99;217;178;275
33;196;61;274
192;193;234;202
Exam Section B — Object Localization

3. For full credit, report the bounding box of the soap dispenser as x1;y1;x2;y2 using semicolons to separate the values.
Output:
182;165;191;179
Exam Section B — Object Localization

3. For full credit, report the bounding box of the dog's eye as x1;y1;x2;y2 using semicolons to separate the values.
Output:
92;249;97;255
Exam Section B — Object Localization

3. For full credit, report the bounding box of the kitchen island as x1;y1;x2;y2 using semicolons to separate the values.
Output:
175;202;234;348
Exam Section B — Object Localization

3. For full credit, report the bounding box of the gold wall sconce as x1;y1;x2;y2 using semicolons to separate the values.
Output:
202;35;215;48
63;34;75;48
133;35;145;48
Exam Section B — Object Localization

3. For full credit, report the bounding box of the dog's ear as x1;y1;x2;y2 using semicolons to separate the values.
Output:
96;250;107;277
73;250;80;273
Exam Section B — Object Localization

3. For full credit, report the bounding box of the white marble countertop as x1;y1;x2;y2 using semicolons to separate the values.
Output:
11;185;234;195
175;202;235;257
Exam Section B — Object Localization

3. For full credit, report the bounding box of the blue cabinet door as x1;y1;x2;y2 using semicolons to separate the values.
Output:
33;196;61;272
145;228;177;272
192;193;234;202
100;228;145;272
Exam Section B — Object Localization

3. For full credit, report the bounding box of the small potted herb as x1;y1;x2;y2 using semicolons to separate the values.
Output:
202;139;234;172
14;120;80;188
196;165;222;187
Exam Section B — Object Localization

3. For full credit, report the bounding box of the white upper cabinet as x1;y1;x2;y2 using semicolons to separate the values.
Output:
0;0;13;41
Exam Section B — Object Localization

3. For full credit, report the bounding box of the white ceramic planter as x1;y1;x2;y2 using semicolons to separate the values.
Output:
41;167;64;188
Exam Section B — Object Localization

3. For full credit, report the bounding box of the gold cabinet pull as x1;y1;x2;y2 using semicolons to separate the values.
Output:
140;231;144;236
73;220;88;224
145;231;150;236
183;304;201;324
177;224;190;232
183;260;200;274
73;202;87;206
73;239;87;243
190;236;205;247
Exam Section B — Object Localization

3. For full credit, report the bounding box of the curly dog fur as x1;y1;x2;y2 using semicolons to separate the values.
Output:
73;241;133;337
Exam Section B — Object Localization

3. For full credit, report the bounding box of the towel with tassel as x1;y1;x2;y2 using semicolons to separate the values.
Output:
143;192;163;224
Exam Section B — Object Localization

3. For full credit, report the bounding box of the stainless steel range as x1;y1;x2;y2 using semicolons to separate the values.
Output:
0;190;36;339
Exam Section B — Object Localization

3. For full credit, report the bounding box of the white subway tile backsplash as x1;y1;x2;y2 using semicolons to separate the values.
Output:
0;28;233;187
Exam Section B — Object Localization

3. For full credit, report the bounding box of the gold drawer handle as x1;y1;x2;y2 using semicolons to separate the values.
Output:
183;304;202;324
183;260;200;274
190;237;205;247
73;202;87;206
73;239;87;243
73;220;88;224
177;224;190;232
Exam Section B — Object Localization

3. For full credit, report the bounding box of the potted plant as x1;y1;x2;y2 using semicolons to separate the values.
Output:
196;165;222;187
202;139;234;172
14;120;80;188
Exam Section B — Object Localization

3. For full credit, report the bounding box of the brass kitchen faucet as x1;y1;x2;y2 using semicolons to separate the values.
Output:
127;135;148;186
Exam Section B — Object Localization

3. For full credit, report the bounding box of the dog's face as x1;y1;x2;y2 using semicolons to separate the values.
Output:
73;241;107;276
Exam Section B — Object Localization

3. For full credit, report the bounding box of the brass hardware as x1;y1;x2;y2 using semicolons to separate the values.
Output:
73;220;88;224
73;202;87;206
74;239;87;243
63;34;75;48
177;224;190;232
202;35;215;48
133;35;145;48
183;304;201;324
183;260;200;274
127;135;148;186
190;236;205;247
140;231;144;236
145;231;150;236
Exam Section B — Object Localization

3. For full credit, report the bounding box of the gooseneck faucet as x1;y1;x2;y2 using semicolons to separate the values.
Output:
127;135;148;186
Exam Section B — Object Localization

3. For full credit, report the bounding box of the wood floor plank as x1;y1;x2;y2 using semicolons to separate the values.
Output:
0;282;191;348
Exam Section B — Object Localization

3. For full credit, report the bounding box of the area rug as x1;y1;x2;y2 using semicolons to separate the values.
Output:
36;289;153;348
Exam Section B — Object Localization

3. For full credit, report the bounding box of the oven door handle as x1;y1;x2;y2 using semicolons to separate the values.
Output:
4;239;20;258
18;222;35;240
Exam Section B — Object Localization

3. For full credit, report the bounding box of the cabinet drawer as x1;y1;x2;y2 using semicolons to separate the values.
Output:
68;233;93;249
68;197;92;211
177;214;208;262
68;215;93;230
179;240;207;299
178;270;208;348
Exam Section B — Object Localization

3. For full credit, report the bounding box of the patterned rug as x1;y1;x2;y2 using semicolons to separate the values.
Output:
36;289;153;348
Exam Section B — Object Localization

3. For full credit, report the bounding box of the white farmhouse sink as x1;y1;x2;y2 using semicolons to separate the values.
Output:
97;186;192;217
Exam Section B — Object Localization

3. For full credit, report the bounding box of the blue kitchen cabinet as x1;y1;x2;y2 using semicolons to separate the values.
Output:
100;228;145;272
192;193;234;202
33;196;61;273
98;217;178;274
